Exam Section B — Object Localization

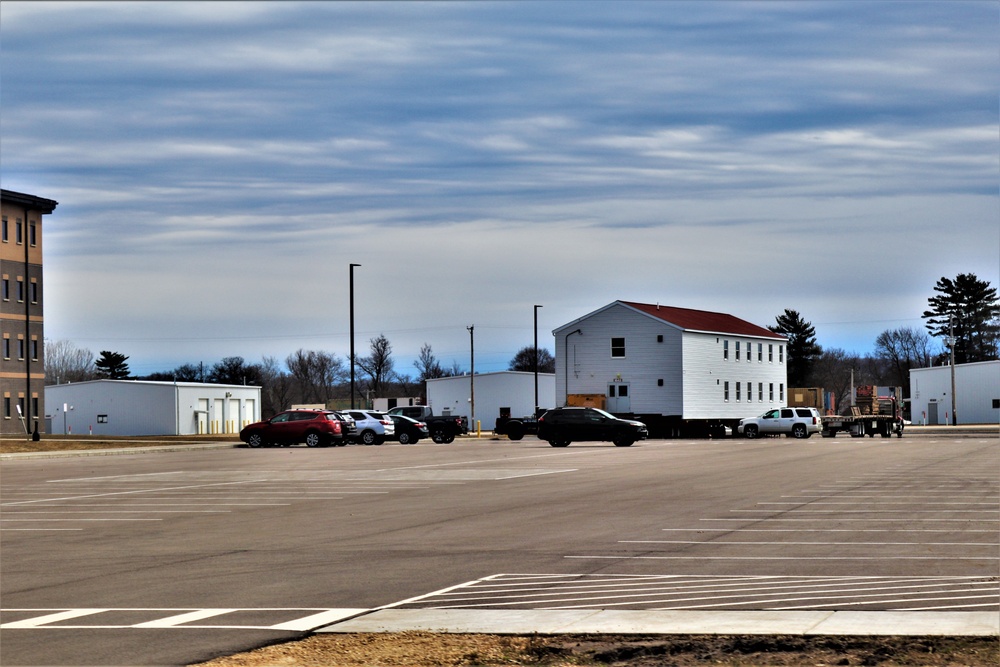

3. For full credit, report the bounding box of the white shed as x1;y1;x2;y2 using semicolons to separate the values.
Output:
909;360;1000;425
45;380;261;436
426;371;556;433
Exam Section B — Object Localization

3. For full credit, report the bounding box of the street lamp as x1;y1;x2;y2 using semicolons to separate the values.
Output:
467;325;475;433
350;263;361;409
534;304;542;414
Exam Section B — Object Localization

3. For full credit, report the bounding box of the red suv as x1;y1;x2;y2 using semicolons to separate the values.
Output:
240;410;344;448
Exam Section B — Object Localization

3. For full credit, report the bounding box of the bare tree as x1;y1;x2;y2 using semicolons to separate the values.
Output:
874;327;935;395
354;334;395;399
259;356;293;417
413;343;445;381
286;349;347;405
44;339;95;384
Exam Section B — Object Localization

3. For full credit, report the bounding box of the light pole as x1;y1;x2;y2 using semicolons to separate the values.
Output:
350;263;361;409
534;304;542;414
949;314;957;425
468;325;475;433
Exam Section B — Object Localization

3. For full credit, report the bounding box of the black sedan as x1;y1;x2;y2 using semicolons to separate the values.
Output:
388;414;429;444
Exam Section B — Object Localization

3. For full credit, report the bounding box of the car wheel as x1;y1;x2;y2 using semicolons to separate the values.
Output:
305;432;322;447
398;432;412;445
361;430;377;445
613;436;634;447
743;424;759;439
431;429;448;443
246;432;264;448
791;424;807;439
548;439;571;447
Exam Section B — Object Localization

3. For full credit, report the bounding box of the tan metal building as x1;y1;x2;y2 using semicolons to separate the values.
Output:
1;189;58;436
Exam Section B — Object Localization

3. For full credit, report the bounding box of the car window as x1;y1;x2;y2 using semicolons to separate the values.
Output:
271;413;291;423
795;409;812;417
762;410;779;419
780;409;794;418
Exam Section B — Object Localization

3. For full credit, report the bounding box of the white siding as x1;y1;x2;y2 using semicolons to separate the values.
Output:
554;302;787;420
681;332;788;419
46;380;262;436
426;371;555;430
909;360;999;425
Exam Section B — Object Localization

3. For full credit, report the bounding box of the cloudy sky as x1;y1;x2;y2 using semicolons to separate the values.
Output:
2;1;997;377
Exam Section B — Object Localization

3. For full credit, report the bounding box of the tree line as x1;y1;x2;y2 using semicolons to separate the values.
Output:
45;334;555;419
45;273;996;419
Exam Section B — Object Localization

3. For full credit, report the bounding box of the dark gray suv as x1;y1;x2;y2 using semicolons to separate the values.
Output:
536;407;648;448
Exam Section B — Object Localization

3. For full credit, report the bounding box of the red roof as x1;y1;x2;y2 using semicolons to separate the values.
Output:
619;301;784;339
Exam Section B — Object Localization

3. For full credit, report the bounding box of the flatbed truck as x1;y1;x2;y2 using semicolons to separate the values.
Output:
820;385;904;438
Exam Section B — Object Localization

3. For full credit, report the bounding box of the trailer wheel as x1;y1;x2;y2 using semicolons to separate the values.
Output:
506;421;525;441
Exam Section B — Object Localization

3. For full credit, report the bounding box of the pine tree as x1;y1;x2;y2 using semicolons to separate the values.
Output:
922;273;999;364
768;310;822;387
94;351;130;379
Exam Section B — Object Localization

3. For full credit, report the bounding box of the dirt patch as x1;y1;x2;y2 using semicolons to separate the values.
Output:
192;633;999;666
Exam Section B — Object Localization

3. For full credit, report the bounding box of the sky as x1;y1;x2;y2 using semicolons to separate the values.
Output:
2;1;997;378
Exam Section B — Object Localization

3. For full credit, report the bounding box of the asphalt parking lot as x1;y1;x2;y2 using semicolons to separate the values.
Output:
1;430;997;666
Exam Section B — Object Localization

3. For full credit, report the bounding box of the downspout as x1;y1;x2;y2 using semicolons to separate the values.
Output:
22;206;32;427
563;329;582;406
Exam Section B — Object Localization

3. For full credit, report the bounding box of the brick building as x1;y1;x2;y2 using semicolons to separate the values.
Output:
1;189;58;436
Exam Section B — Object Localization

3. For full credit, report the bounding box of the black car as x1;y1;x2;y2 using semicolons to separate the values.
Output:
389;414;429;444
536;407;648;447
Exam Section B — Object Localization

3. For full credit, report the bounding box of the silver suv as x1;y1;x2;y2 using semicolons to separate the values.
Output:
342;410;395;445
738;407;822;439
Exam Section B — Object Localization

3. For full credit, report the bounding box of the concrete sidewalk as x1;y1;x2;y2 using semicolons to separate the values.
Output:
320;608;1000;636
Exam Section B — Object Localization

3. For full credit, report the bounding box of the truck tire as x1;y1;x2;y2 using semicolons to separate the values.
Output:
431;429;449;444
743;424;759;439
506;421;525;441
791;424;807;439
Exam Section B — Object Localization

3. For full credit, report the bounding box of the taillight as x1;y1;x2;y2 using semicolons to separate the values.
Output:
332;421;342;433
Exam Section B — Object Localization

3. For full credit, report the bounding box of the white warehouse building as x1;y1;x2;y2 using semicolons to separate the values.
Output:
909;360;999;425
426;371;556;433
45;380;261;436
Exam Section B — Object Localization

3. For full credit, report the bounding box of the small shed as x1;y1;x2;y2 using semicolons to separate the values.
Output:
909;360;1000;425
45;379;261;436
426;371;556;432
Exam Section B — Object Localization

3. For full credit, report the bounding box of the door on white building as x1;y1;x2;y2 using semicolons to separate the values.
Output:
607;383;630;413
927;402;939;425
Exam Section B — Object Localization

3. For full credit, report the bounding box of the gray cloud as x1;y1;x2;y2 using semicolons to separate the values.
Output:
2;1;996;376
